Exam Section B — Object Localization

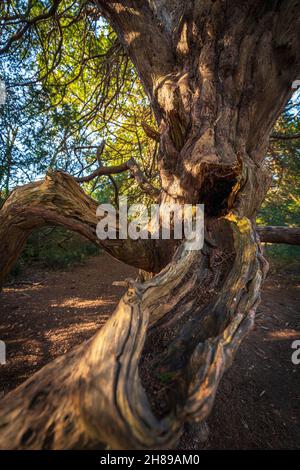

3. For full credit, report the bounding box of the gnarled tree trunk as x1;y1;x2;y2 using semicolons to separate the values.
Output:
0;0;299;449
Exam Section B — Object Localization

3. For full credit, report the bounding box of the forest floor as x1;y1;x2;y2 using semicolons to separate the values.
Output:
0;252;299;450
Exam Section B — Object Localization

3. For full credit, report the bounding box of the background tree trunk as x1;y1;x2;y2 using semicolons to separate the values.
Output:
257;226;300;245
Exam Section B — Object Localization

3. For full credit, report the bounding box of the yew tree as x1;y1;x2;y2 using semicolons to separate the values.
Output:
0;0;299;449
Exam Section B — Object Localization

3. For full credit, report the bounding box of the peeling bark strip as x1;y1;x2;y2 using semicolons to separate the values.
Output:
0;0;300;450
0;217;266;449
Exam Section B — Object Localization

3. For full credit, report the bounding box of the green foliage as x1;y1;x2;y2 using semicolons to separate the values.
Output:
11;227;99;277
263;244;300;279
1;3;159;273
257;100;300;229
0;2;158;203
257;102;300;270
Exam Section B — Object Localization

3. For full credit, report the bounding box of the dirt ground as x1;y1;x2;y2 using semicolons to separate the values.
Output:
0;252;299;449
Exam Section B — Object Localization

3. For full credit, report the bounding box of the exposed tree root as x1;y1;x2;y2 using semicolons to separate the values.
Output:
0;215;267;449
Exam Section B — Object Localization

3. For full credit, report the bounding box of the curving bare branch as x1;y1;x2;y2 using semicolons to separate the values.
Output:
75;151;160;200
0;170;168;287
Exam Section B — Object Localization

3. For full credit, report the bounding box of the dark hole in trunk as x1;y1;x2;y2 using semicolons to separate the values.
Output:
200;177;237;217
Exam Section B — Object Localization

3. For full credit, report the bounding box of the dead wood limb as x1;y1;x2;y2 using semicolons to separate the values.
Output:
257;226;300;245
0;170;167;286
0;215;266;449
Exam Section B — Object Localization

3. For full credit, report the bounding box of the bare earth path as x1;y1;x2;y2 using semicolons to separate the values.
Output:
0;253;299;449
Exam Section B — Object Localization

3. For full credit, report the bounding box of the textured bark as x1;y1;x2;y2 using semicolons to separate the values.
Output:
0;0;299;450
97;0;300;203
258;226;300;245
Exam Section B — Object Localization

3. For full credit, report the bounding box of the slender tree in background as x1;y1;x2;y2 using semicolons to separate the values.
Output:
0;1;299;449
